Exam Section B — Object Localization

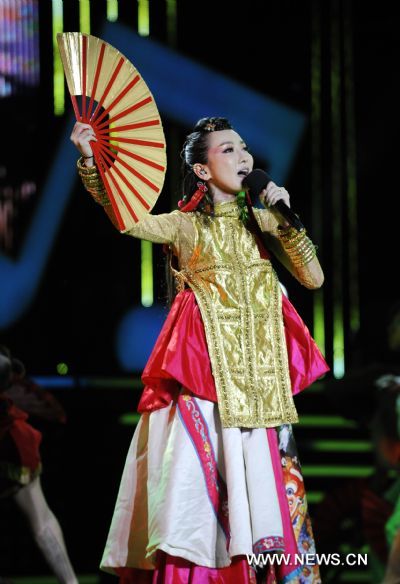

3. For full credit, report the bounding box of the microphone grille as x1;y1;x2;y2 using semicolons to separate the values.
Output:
242;169;272;200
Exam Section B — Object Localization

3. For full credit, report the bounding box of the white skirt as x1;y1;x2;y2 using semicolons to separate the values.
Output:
101;390;285;572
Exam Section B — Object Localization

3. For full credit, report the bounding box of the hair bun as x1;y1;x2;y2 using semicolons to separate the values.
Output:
193;117;233;133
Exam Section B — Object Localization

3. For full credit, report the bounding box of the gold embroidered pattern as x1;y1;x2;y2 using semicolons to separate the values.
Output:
213;200;242;218
175;203;298;428
228;219;258;424
118;199;321;428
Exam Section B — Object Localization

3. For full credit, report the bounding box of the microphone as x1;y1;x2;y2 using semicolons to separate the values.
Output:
242;169;304;232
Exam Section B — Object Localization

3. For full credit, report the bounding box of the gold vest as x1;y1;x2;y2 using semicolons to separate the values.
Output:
174;200;299;429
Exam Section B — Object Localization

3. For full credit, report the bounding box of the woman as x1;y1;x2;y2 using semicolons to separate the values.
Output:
71;116;329;583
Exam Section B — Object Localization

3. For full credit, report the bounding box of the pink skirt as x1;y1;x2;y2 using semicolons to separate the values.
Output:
101;290;328;583
101;392;321;583
137;288;329;413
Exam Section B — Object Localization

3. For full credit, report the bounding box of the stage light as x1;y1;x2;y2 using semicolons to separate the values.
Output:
79;0;90;34
141;240;153;307
57;362;69;375
107;0;118;22
52;0;64;115
137;0;149;36
119;412;141;426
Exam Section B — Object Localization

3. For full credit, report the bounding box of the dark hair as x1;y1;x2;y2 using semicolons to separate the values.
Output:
372;383;400;442
165;117;234;306
0;345;11;359
164;116;269;309
179;116;234;214
0;354;11;392
11;357;26;378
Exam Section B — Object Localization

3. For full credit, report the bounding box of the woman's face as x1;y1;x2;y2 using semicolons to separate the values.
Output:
199;129;254;196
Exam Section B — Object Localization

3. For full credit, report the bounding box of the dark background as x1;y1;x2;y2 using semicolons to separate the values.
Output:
0;1;398;582
1;0;397;375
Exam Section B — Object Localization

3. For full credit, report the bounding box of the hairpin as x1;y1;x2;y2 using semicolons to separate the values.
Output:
204;122;216;132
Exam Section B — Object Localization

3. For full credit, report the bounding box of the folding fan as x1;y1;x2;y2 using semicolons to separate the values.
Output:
57;32;167;231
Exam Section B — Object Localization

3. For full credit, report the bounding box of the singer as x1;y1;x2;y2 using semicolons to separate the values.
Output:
71;116;329;583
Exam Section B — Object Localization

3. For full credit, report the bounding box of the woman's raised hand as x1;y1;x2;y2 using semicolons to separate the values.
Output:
259;181;290;208
70;122;97;164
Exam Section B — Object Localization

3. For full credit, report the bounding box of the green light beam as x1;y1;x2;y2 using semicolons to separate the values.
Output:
52;0;64;116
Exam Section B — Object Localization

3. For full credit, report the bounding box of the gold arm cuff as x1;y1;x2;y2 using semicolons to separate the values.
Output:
278;226;317;267
77;157;98;174
77;157;111;206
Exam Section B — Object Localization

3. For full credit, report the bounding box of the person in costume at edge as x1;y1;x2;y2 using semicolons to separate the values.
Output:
372;380;400;584
0;352;78;584
71;117;329;584
0;345;67;425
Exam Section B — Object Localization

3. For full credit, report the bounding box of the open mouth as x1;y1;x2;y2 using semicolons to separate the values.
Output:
237;169;249;177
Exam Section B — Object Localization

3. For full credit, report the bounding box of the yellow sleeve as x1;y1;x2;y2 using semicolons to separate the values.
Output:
124;209;185;246
252;207;280;235
253;207;324;290
76;157;185;245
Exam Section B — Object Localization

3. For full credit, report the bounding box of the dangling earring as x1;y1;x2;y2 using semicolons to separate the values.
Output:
179;181;208;212
196;180;208;193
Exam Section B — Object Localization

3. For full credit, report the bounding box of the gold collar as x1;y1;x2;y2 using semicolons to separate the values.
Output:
213;199;241;217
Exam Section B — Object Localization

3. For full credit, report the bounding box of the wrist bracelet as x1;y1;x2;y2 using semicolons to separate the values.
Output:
77;157;97;173
278;226;317;267
82;153;94;159
77;157;110;207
